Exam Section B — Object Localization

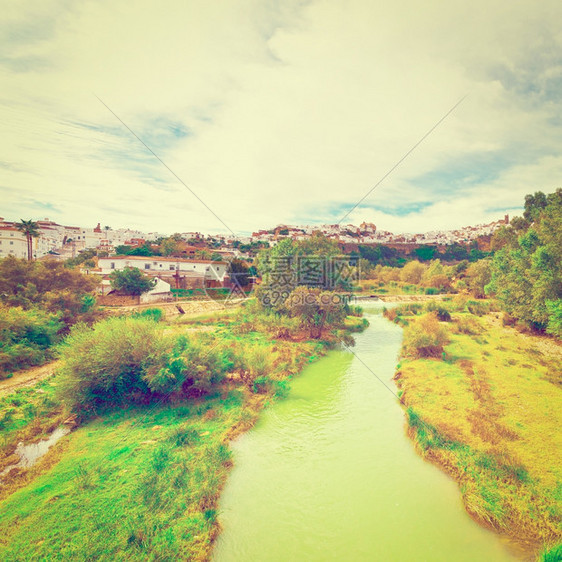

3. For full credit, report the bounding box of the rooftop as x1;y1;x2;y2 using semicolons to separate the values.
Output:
99;255;227;265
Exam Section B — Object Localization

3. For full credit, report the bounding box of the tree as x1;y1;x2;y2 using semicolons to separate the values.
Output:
159;234;183;257
109;267;156;296
403;312;450;358
15;219;40;261
228;258;251;288
400;261;426;284
414;246;437;261
523;191;548;223
465;259;491;298
486;189;562;333
284;286;346;338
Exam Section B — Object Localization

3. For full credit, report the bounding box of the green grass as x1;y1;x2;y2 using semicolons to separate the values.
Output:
395;304;562;555
0;392;249;561
0;302;355;560
540;542;562;561
0;378;62;450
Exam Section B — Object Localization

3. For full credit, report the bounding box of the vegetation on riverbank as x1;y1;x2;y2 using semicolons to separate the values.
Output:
0;258;100;375
0;299;365;560
390;298;562;558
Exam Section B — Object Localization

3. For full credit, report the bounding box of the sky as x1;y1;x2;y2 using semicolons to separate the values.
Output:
2;0;562;236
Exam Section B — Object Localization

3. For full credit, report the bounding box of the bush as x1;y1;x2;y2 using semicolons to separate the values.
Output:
454;316;482;335
0;257;99;329
403;312;450;359
132;308;163;322
234;344;275;386
150;335;234;396
502;313;517;327
0;304;63;374
58;317;168;414
466;300;489;316
424;302;452;322
257;313;301;339
347;305;364;317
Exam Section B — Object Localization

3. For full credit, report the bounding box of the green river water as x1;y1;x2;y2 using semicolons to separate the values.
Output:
212;304;519;561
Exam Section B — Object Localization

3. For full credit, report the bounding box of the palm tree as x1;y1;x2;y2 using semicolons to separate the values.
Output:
15;219;40;261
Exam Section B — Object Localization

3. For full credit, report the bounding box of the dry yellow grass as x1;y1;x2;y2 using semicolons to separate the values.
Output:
395;307;562;556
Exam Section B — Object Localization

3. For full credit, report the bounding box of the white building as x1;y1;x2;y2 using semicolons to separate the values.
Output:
0;225;28;259
98;256;228;283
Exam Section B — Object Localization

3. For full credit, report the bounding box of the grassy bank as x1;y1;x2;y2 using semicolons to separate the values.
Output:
357;279;444;295
0;303;365;560
390;298;562;558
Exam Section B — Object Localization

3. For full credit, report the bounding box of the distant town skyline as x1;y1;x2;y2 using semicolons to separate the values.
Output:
2;1;561;235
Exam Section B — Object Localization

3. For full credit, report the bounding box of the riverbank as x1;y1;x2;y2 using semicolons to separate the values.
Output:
0;305;365;560
392;299;562;559
212;303;517;561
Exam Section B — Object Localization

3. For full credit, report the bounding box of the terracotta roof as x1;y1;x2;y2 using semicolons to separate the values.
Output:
99;255;227;265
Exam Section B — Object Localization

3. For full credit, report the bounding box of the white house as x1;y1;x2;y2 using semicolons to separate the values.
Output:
140;277;173;303
97;256;228;285
0;225;28;259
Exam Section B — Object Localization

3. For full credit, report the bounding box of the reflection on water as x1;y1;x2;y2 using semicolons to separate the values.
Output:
1;426;69;480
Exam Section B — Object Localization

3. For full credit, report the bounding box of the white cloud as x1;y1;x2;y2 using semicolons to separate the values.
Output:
1;0;562;235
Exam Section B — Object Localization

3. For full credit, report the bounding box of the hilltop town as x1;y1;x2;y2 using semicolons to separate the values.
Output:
0;215;509;260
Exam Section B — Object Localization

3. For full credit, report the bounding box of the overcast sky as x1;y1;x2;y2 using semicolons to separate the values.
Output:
2;0;562;235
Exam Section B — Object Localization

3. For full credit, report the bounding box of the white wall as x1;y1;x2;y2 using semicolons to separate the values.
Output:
0;229;27;259
98;257;227;281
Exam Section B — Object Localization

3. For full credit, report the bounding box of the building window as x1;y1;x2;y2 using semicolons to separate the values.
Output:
169;265;175;270
110;262;115;269
145;264;150;269
10;241;13;245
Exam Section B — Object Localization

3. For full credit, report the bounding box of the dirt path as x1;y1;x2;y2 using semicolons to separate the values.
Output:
0;361;60;397
105;298;243;319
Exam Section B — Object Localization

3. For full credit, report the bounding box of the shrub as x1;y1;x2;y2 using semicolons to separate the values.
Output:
403;312;450;359
150;335;234;396
425;302;452;322
0;257;99;329
58;317;168;414
0;304;63;374
235;345;275;386
347;305;364;317
454;316;482;335
502;313;517;327
257;313;301;339
132;308;163;322
466;300;489;316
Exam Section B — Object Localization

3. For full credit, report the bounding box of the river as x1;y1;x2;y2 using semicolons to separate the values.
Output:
212;303;518;561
